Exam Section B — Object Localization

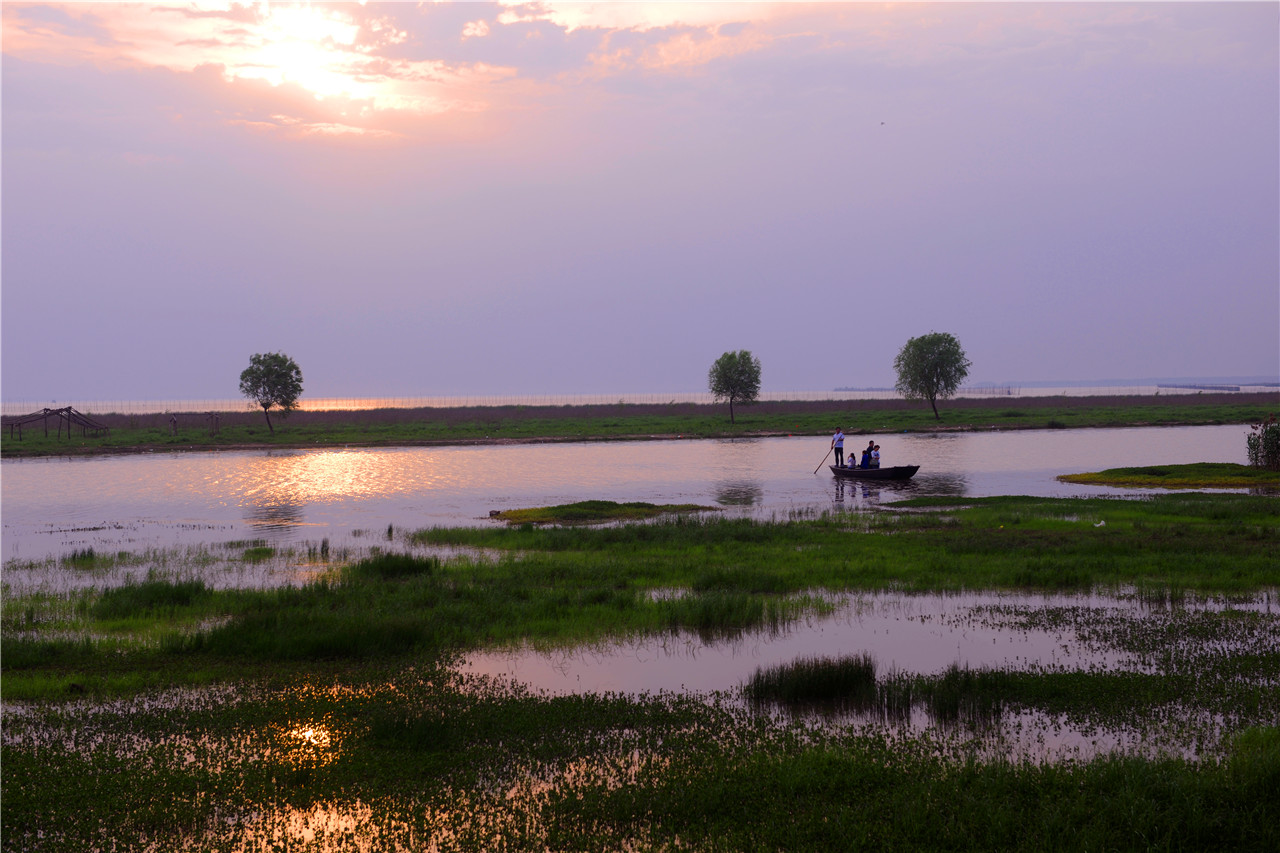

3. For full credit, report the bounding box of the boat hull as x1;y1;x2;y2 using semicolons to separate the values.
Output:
829;464;919;480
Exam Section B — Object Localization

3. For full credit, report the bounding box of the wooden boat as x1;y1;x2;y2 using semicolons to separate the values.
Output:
829;464;919;480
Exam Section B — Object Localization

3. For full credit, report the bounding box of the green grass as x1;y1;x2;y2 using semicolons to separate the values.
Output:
4;494;1276;701
3;664;1277;851
3;493;1279;850
1058;461;1280;488
494;499;718;524
3;395;1274;457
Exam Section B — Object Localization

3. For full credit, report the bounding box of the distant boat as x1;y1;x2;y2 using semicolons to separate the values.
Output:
829;464;919;481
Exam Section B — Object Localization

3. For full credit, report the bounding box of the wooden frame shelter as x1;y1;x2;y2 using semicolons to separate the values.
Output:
2;407;110;440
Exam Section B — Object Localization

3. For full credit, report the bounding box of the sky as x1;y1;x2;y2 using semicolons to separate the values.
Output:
2;1;1277;403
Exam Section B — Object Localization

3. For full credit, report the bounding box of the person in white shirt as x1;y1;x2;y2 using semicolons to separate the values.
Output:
831;428;846;467
871;444;881;468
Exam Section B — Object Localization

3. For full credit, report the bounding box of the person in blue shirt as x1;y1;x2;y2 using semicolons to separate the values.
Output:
860;440;874;468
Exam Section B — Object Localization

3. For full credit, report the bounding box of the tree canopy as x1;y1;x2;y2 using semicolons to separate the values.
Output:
893;332;971;420
239;352;304;434
708;350;762;423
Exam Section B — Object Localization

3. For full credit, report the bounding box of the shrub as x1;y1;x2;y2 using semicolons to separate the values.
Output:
1245;415;1280;470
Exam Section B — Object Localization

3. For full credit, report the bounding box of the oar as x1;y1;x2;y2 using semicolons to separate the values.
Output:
813;445;834;475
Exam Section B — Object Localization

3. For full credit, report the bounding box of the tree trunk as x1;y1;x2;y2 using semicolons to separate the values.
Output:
929;397;940;420
262;406;275;434
729;399;736;424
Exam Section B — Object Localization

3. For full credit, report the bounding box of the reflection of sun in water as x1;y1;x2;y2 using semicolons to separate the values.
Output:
291;725;331;748
274;720;343;768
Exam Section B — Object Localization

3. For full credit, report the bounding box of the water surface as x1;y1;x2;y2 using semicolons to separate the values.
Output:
2;424;1251;564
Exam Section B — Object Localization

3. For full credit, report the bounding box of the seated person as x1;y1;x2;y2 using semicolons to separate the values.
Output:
859;449;871;468
870;444;881;468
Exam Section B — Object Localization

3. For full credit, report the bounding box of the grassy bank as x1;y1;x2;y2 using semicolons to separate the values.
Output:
2;392;1275;457
1058;462;1280;489
3;494;1278;850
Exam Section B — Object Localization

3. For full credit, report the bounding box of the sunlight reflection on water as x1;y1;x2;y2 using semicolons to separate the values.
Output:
1;425;1252;564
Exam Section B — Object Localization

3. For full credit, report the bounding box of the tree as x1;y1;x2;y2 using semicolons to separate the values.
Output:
239;352;303;434
708;350;762;424
893;332;971;420
1246;414;1280;470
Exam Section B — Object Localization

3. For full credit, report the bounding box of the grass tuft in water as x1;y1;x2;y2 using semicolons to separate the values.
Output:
348;552;439;582
90;577;210;619
746;654;878;711
495;499;718;525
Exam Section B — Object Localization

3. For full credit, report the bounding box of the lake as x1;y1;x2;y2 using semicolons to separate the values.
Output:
1;424;1252;566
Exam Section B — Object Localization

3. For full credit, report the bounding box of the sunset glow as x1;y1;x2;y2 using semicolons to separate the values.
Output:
3;2;1276;401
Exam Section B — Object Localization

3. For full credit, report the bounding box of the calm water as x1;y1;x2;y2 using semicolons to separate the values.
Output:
461;588;1278;761
1;424;1252;563
3;423;1273;766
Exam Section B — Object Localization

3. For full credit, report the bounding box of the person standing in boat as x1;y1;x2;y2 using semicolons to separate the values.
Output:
871;444;881;468
831;428;846;467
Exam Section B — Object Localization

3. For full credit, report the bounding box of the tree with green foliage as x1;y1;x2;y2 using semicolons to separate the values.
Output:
893;332;971;420
708;350;762;423
239;352;303;434
1246;414;1279;469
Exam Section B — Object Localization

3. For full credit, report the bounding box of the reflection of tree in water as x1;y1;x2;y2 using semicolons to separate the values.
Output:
244;499;306;531
715;480;764;506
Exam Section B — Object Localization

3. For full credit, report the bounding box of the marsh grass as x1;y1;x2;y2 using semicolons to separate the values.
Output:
3;493;1279;849
494;500;717;525
4;666;1277;852
746;654;879;712
1058;461;1280;489
88;577;210;619
5;494;1276;699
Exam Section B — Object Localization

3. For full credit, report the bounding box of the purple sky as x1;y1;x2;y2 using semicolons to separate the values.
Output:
3;2;1277;402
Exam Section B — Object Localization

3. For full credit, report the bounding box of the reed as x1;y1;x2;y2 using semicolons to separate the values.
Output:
745;654;878;711
89;577;209;619
347;552;440;581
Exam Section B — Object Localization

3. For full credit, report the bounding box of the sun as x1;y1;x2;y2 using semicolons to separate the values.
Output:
235;5;372;102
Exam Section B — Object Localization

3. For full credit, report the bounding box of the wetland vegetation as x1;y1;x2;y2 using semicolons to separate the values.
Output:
3;493;1278;850
1058;461;1280;489
492;500;718;525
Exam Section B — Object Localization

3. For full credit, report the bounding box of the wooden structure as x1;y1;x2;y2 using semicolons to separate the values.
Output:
2;407;110;440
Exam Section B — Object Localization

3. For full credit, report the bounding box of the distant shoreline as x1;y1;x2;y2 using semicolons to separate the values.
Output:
3;392;1275;460
4;382;1279;419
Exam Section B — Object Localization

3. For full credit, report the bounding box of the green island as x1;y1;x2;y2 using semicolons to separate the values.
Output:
4;490;1278;851
1059;461;1280;489
493;499;718;525
2;391;1275;457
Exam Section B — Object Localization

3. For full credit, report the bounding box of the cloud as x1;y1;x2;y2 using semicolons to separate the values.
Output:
3;2;1276;400
1;2;513;134
497;1;781;34
463;19;491;40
